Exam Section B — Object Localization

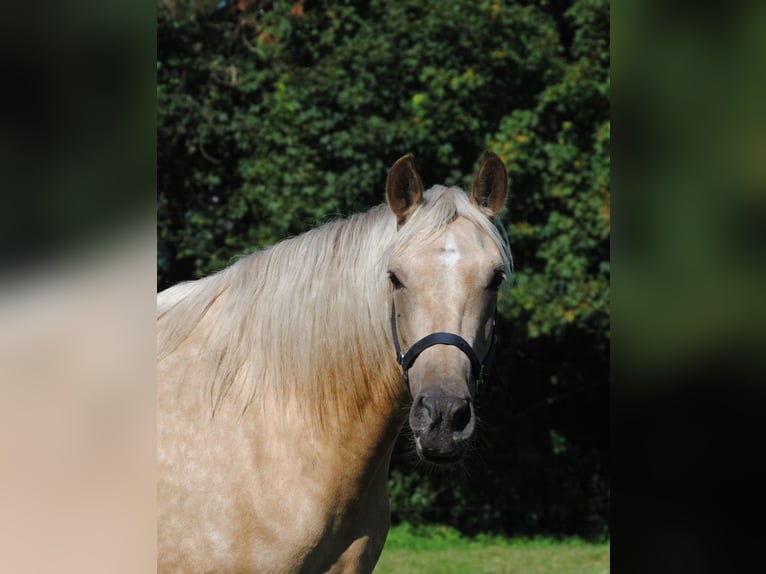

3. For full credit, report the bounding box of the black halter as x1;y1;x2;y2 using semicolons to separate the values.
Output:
390;299;496;397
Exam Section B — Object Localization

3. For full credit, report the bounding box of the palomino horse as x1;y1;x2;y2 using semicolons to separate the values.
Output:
157;152;511;573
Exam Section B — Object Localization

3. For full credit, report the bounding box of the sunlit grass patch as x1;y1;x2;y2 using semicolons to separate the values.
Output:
374;524;609;574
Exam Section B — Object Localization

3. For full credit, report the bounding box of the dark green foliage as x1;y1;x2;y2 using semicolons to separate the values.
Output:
158;0;609;539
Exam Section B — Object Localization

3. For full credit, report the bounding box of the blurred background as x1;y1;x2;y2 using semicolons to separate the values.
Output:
3;0;765;571
157;0;610;541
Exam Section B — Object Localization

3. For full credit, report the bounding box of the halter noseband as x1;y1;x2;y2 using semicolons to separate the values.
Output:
390;299;496;397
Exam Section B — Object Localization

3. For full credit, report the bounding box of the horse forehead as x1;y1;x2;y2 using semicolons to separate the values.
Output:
396;219;498;272
409;223;496;281
434;220;492;261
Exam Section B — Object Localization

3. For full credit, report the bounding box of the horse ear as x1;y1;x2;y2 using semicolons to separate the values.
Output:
470;151;507;218
386;154;424;227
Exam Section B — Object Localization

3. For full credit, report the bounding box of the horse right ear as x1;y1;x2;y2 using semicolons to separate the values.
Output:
470;151;507;219
386;154;423;227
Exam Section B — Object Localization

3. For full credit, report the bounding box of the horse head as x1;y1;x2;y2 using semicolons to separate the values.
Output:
386;152;509;464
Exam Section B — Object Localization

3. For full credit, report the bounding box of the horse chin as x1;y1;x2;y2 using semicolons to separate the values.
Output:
414;436;465;466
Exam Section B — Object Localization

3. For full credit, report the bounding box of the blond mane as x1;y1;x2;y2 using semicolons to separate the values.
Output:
157;186;511;420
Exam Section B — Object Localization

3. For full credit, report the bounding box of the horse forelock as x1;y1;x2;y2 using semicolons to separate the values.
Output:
390;185;512;276
157;185;510;425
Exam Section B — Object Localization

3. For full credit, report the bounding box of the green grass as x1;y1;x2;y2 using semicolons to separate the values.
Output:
373;524;610;574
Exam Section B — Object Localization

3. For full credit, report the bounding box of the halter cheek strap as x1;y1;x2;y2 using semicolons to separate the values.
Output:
390;300;496;397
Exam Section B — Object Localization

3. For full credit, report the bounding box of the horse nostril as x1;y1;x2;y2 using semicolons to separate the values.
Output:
417;394;432;417
409;394;433;432
451;399;472;434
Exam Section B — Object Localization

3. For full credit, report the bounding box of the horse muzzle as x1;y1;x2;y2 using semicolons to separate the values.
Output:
408;388;475;464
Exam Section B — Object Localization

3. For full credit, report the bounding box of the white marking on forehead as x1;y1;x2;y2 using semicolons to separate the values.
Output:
440;231;461;270
439;232;462;296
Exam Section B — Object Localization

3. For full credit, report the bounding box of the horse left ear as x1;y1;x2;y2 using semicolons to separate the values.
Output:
386;154;424;227
470;151;507;218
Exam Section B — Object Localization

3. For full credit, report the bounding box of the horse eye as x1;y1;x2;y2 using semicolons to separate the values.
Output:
388;272;405;290
487;271;505;291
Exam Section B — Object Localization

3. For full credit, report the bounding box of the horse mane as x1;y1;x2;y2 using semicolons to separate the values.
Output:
157;186;511;421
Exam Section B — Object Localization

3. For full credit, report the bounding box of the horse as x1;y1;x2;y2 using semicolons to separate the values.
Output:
157;151;511;573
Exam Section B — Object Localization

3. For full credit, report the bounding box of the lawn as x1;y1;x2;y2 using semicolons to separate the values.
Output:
373;524;610;574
